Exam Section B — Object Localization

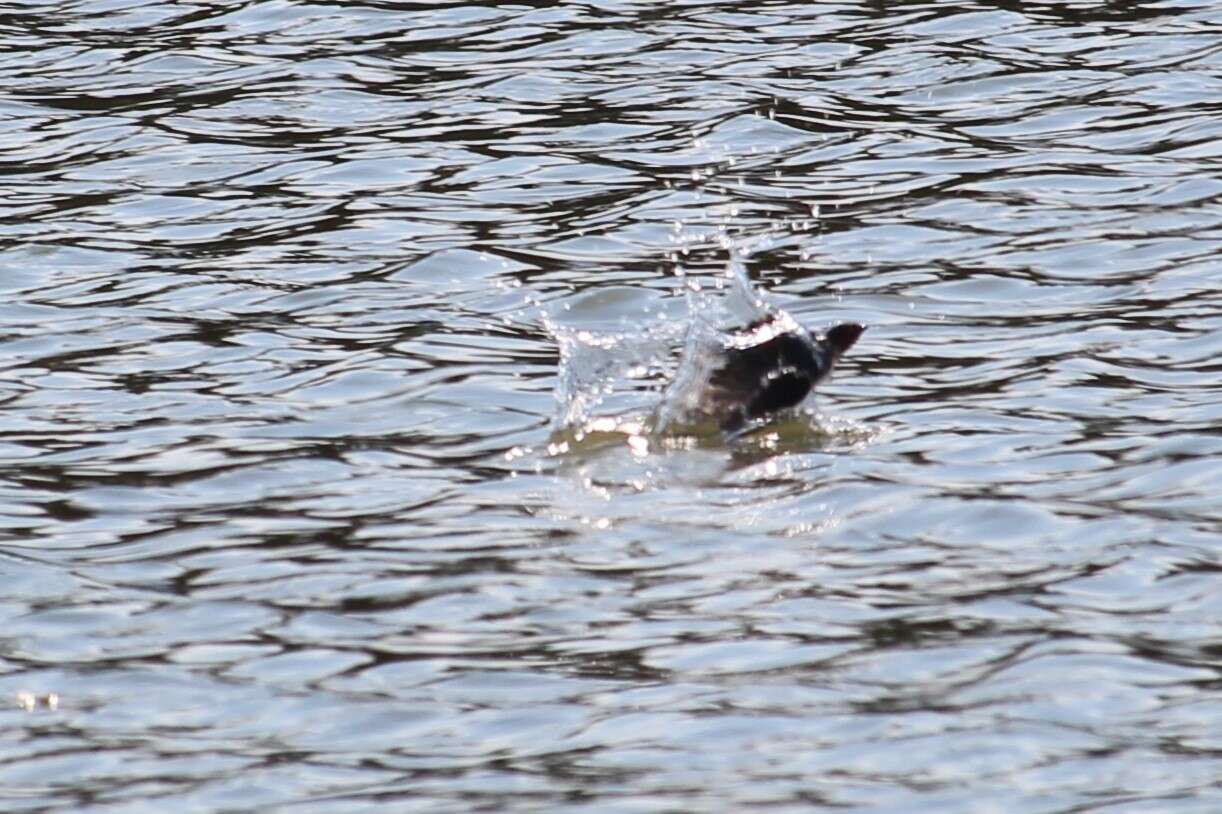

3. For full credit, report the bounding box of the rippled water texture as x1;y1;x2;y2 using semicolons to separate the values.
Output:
4;1;1222;811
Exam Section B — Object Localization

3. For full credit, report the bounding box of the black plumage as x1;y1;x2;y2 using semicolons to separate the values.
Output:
698;318;864;432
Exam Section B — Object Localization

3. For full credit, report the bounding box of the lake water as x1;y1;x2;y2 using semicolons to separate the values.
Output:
4;1;1222;811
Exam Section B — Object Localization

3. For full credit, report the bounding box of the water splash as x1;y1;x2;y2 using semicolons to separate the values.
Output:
653;258;773;435
546;257;871;455
545;312;683;433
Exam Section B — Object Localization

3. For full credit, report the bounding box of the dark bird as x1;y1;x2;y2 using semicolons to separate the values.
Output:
695;315;864;433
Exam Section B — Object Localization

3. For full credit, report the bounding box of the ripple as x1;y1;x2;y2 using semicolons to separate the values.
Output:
3;0;1222;811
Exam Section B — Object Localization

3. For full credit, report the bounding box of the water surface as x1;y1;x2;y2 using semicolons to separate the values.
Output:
3;1;1222;811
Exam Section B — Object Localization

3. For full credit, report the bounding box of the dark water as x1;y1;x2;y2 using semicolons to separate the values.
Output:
4;1;1222;811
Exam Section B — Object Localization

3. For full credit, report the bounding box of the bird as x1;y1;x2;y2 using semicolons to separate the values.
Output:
689;314;864;433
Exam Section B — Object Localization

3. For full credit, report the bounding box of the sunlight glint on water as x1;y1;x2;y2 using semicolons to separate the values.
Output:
2;1;1222;812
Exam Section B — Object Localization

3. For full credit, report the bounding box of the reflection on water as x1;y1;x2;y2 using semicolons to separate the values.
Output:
3;0;1222;811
